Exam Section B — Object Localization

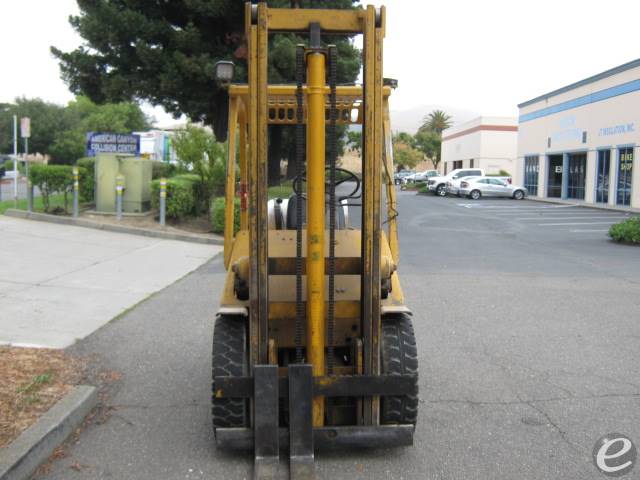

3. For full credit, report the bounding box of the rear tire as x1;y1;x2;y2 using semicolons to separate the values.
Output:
380;314;419;427
212;315;249;434
513;190;525;200
469;189;481;200
436;184;446;196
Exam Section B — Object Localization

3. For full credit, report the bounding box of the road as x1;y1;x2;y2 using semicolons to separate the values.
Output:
42;191;640;479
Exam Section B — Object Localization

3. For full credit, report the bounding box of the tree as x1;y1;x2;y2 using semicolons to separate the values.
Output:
0;98;67;155
172;124;226;212
393;141;422;171
52;0;360;137
414;130;442;170
346;130;362;154
419;110;452;135
50;96;150;164
0;96;149;163
52;0;361;183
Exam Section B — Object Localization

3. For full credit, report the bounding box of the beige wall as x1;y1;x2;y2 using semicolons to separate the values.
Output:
441;116;518;175
517;63;640;208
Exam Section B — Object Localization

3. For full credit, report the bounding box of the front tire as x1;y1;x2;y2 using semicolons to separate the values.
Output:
469;189;481;200
212;315;249;434
436;184;446;197
513;190;525;200
380;314;419;427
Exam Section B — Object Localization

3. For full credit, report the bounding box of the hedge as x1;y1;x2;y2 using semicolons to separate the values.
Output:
151;161;177;180
28;164;74;212
151;174;200;219
76;157;95;203
211;197;240;234
609;217;640;245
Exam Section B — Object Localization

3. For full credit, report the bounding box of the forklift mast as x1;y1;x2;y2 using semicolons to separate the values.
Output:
212;4;417;479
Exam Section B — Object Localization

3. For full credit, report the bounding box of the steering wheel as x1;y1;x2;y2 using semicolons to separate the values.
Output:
292;167;360;200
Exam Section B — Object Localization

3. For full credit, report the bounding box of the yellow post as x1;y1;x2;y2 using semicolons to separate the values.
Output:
224;97;239;269
239;107;249;231
306;51;326;427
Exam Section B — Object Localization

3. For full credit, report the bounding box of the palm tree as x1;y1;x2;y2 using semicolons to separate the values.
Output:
419;110;452;135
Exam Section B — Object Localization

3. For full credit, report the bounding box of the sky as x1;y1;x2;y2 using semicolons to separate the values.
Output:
2;0;640;129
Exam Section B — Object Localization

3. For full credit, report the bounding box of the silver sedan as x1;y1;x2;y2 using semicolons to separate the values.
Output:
459;177;527;200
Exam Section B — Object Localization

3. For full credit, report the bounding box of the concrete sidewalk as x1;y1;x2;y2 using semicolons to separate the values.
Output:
0;216;221;348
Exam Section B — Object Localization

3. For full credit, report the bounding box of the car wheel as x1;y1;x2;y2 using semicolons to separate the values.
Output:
513;190;524;200
436;185;446;196
469;189;481;200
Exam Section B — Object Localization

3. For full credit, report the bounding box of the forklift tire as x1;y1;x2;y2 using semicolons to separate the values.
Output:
380;314;419;426
212;315;249;433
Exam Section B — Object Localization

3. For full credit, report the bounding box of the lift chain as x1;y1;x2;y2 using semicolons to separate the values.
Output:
295;44;305;363
327;45;338;375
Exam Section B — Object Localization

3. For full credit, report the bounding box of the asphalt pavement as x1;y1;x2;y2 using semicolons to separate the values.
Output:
41;190;640;479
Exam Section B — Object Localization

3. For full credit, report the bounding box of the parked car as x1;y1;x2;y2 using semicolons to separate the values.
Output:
458;176;527;200
394;170;415;185
427;168;485;196
446;175;483;196
404;169;438;184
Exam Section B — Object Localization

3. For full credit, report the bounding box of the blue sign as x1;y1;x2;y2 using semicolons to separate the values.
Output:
86;132;141;157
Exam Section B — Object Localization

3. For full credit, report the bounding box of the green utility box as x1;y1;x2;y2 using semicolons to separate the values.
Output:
95;153;152;214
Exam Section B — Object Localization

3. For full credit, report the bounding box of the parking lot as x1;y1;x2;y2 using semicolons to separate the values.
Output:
39;189;640;479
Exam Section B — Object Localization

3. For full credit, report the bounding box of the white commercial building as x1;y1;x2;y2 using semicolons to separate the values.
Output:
441;116;518;175
515;59;640;208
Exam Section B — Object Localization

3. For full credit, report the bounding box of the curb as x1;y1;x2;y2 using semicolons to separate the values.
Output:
525;196;640;214
2;209;224;245
0;386;98;480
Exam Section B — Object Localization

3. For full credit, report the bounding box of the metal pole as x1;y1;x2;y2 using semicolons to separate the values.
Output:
72;167;79;219
25;138;32;213
116;174;124;220
306;50;326;427
159;178;166;226
13;115;17;207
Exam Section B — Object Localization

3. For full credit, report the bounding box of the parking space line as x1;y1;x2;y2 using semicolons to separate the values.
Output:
514;216;629;221
570;229;609;233
538;221;618;226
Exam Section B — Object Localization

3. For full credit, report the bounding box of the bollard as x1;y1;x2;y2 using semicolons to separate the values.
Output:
159;177;167;226
116;174;124;221
72;166;79;219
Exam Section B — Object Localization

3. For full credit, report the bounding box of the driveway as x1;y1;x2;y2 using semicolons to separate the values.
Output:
38;192;640;479
0;216;220;348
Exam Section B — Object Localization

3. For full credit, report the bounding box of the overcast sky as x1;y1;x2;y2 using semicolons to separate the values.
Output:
2;0;640;127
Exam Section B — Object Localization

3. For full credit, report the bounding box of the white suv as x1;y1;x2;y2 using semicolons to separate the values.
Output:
427;168;484;196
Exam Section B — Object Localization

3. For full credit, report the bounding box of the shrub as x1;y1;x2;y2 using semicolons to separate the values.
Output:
29;164;74;212
151;175;199;219
76;157;95;203
174;173;208;214
4;159;25;174
211;197;240;234
609;217;640;245
151;161;177;180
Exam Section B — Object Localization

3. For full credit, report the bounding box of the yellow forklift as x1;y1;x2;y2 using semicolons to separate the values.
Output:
212;3;418;478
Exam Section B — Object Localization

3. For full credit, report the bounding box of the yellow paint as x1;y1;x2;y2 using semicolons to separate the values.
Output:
224;97;239;268
306;51;326;427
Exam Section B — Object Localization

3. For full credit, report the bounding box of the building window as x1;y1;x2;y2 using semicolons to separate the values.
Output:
469;159;474;168
596;150;610;203
582;131;587;144
567;153;586;200
453;160;463;170
617;147;634;206
524;155;539;196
